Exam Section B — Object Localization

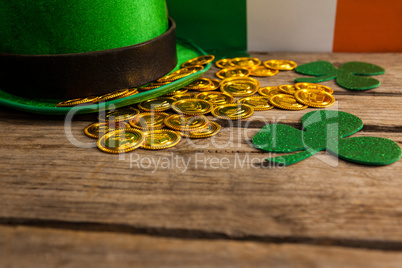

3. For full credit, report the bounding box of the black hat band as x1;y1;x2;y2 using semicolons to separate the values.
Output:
0;18;178;99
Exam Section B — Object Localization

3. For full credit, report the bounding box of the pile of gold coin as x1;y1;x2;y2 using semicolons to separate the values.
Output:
77;55;336;154
214;57;335;111
215;57;297;79
85;106;222;153
82;55;224;154
259;83;335;110
56;88;139;107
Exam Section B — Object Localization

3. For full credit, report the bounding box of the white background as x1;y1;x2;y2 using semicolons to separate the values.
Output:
247;0;338;52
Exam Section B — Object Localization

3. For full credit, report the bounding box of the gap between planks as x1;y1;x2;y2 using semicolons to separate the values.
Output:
1;217;402;252
3;225;402;268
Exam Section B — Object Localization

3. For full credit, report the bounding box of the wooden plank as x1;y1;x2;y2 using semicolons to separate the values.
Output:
2;225;402;268
0;134;401;244
0;53;401;249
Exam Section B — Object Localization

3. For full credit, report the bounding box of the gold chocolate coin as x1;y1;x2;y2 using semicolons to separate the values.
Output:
186;78;221;91
263;60;297;70
230;57;261;69
171;92;197;100
215;58;232;69
318;85;334;95
212;103;254;120
85;122;106;139
97;128;146;154
295;82;334;94
181;55;215;68
294;89;335;108
269;94;308;110
157;66;204;83
250;66;279;77
216;67;250;80
171;99;214;115
238;96;274;111
195;91;234;106
258;86;283;98
129;112;169;130
138;97;176;112
142;129;181;150
183;78;212;90
278;84;297;95
157;73;189;84
220;77;260;97
139;82;171;91
184;66;205;73
98;89;129;102
200;79;221;91
164;114;210;132
84;122;129;139
56;96;99;107
99;108;141;122
181;121;221;139
165;88;188;96
119;88;139;98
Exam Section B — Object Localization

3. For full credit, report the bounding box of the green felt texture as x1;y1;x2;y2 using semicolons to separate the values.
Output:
252;124;305;153
252;110;401;166
0;40;207;115
0;0;168;54
265;151;317;166
332;137;402;166
167;0;248;58
295;61;385;91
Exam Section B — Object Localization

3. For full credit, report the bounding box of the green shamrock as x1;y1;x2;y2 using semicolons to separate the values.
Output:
294;61;385;90
252;110;401;166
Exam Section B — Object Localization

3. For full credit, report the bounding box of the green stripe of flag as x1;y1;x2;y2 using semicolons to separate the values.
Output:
167;0;248;58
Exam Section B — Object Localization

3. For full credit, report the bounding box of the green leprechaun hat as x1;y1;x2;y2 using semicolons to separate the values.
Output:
0;0;210;115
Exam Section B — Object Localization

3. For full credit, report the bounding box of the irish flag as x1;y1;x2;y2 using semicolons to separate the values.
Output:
168;0;402;54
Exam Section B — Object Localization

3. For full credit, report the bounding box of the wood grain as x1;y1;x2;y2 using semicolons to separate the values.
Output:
2;225;402;268
1;53;402;265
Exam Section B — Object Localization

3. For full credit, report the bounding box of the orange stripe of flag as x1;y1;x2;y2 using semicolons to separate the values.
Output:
334;0;402;52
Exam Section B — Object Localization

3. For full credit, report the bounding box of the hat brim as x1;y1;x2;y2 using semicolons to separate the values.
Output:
0;38;210;115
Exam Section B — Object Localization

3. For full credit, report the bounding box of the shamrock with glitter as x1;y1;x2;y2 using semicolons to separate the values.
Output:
252;110;401;166
294;61;385;90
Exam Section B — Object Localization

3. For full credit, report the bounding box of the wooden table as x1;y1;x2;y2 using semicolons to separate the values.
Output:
1;53;402;267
